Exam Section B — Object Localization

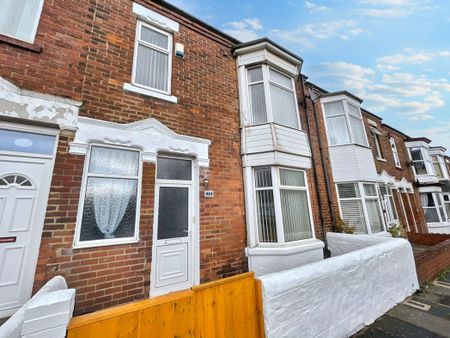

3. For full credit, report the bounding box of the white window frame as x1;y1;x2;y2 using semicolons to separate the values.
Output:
73;144;142;249
253;167;315;245
370;126;384;160
337;182;386;235
431;155;444;179
0;0;45;43
379;186;399;227
421;192;448;224
131;20;173;96
390;137;401;168
246;65;301;129
322;99;369;147
443;193;450;221
409;147;430;176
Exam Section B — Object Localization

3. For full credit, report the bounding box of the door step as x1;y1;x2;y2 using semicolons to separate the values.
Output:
404;298;431;311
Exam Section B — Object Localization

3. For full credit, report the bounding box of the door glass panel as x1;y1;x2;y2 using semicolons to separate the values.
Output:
0;129;55;155
158;187;189;239
157;158;192;180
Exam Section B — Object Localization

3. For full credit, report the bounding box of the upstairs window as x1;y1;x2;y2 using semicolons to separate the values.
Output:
247;66;299;129
323;100;368;146
390;137;401;168
431;155;444;178
0;0;44;43
370;126;384;160
132;21;173;94
410;147;428;175
254;167;313;244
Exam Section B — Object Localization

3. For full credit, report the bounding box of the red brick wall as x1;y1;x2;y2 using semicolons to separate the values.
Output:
410;233;450;284
362;113;427;233
1;0;247;314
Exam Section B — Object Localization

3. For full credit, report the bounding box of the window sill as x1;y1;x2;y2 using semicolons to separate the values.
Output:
123;83;177;103
247;238;324;256
0;34;42;53
377;158;387;162
73;237;139;249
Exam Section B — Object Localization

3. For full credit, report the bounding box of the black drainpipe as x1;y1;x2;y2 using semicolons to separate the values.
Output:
306;81;337;234
299;75;327;246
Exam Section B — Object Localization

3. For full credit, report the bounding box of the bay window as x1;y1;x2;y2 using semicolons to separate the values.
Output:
132;21;172;94
337;182;385;234
247;66;299;129
421;193;448;223
323;100;368;146
410;147;428;175
254;167;313;244
390;138;401;168
75;145;141;247
0;0;44;43
431;155;444;178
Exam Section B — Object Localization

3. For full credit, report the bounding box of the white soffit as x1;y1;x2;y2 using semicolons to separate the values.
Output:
69;117;211;167
132;2;179;32
0;77;81;130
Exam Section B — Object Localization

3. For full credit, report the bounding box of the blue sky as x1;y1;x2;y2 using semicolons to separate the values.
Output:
169;0;450;150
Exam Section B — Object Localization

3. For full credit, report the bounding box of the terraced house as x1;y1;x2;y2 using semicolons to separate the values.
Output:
0;0;446;320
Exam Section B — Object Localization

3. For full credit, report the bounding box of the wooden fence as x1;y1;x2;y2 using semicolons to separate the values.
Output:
67;272;264;338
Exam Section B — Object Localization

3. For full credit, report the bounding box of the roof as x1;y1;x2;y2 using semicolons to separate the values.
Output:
153;0;240;44
318;90;363;103
406;137;432;144
232;38;304;64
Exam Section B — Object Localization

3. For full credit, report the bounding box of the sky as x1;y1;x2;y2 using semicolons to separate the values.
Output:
168;0;450;150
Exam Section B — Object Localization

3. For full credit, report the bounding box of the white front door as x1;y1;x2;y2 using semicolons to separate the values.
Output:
151;157;195;296
0;126;57;317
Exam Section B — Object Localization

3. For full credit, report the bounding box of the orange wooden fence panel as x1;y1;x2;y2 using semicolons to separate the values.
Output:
67;272;264;338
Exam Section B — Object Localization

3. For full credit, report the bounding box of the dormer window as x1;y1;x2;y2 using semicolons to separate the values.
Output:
247;65;299;129
322;100;368;147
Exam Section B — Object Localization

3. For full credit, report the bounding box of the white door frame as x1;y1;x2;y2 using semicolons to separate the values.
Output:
150;157;200;297
0;121;59;317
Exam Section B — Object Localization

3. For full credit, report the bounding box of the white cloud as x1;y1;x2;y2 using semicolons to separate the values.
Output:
270;20;364;48
356;0;435;17
376;50;450;72
223;18;263;41
407;122;450;148
309;61;449;122
304;1;331;12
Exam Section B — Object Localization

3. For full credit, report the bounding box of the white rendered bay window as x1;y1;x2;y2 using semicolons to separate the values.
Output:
410;147;429;175
254;167;313;244
323;100;368;146
132;21;172;94
75;145;141;247
247;66;299;128
337;182;385;234
431;155;444;179
0;0;44;43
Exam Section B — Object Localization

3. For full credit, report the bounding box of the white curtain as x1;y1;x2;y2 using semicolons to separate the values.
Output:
366;200;383;233
281;190;312;241
91;178;135;238
350;116;367;145
140;26;168;48
340;200;367;234
326;115;350;145
135;44;169;91
323;101;345;117
0;0;42;42
89;147;139;176
270;84;298;128
249;83;267;124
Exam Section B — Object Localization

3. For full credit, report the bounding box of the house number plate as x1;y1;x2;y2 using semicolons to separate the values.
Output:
204;190;214;198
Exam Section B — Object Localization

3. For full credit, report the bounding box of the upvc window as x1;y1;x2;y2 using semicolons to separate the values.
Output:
370;126;384;159
0;0;44;43
443;194;450;220
254;167;313;244
410;147;428;175
337;182;385;234
431;155;444;178
390;138;401;168
379;186;398;226
247;66;299;129
75;145;141;247
421;193;448;223
323;100;368;146
132;21;173;94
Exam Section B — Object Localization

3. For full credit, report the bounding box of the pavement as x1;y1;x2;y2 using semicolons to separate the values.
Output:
354;269;450;338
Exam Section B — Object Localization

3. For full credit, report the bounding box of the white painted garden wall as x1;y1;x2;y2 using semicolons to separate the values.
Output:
0;276;75;338
258;233;419;338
